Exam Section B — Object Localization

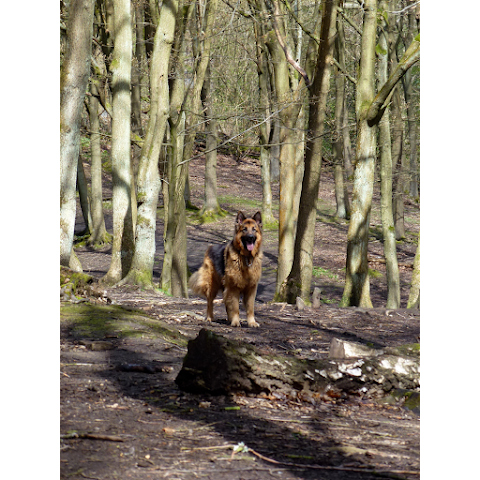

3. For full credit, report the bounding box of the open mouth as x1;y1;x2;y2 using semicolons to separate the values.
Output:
242;235;256;252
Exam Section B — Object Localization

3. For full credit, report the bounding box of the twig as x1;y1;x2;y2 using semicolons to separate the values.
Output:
61;432;125;442
387;1;420;15
177;96;307;166
337;7;362;36
182;445;233;452
247;447;419;477
282;0;320;45
368;256;413;268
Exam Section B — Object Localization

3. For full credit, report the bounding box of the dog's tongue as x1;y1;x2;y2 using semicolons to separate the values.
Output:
247;242;254;252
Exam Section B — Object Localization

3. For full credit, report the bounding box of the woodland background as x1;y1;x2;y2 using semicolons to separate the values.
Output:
60;0;420;310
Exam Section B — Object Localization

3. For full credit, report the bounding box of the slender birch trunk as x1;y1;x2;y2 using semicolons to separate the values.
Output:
121;0;178;289
102;0;135;285
60;0;95;271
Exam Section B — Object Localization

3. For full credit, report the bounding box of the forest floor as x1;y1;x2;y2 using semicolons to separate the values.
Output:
61;153;420;480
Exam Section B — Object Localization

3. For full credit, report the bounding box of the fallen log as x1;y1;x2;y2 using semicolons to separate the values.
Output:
175;329;419;399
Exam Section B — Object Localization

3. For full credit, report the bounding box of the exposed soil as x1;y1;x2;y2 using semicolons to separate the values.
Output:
61;154;420;479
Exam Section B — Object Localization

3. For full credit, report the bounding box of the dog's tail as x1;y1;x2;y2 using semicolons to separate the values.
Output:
188;270;205;298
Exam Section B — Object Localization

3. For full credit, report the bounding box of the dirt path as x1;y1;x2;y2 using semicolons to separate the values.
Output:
61;295;420;480
61;154;420;479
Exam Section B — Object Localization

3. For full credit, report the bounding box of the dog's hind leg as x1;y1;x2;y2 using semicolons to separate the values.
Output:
206;296;214;323
205;280;221;323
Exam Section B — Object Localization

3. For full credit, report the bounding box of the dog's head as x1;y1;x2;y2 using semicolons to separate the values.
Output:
234;211;262;257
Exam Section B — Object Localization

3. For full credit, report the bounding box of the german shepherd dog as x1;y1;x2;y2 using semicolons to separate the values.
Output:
189;211;263;327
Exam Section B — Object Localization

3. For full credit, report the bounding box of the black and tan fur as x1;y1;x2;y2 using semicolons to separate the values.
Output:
189;211;263;327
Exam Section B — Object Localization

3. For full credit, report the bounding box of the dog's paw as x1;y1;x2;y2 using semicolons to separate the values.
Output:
247;320;259;328
230;318;241;327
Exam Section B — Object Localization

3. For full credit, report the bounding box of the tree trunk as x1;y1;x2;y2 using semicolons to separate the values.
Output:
340;4;419;307
121;0;178;289
102;0;135;285
407;236;420;309
181;0;219;190
60;0;95;271
162;111;189;297
199;63;225;220
162;113;187;296
76;154;92;235
333;13;350;219
265;19;304;300
392;87;406;241
253;19;275;225
377;0;400;308
285;0;339;304
164;0;218;297
176;328;420;399
160;1;194;296
404;6;419;199
340;0;377;308
86;82;109;246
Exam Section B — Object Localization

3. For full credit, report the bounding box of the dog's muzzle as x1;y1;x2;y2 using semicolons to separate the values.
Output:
242;234;256;252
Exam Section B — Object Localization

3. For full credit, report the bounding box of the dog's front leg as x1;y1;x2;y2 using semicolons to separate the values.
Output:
224;287;241;327
244;286;259;327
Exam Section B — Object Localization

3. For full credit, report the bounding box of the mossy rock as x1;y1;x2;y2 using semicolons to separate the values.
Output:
60;266;94;293
60;302;188;347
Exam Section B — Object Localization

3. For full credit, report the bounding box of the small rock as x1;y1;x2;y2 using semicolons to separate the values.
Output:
329;338;383;359
312;287;322;308
296;297;306;311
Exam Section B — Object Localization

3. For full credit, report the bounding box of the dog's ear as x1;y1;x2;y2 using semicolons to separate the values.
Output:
236;211;246;225
253;211;262;227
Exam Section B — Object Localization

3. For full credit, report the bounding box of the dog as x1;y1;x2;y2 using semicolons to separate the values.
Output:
189;211;263;327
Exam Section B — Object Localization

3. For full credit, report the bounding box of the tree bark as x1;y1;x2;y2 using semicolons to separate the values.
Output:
102;0;135;285
199;63;225;219
407;236;420;309
176;329;420;399
366;34;420;123
163;0;218;297
333;14;350;220
253;18;275;225
76;154;93;235
377;0;400;309
264;14;304;300
340;0;378;308
340;3;420;307
86;81;109;246
121;0;178;289
160;0;195;297
285;0;339;304
60;0;95;271
404;6;419;199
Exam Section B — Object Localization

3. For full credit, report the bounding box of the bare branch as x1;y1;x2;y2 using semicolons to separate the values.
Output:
367;34;419;123
387;1;420;15
337;7;362;36
282;0;319;45
271;1;312;87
